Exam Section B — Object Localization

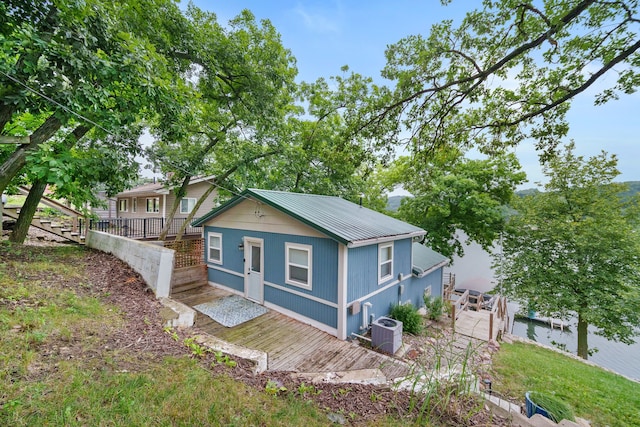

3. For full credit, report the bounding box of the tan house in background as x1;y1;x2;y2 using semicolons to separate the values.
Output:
115;176;218;221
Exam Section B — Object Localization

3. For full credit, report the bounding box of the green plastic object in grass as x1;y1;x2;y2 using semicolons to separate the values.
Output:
526;391;575;423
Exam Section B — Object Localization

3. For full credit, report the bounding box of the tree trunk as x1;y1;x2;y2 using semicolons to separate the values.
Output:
175;184;217;241
9;180;47;244
7;124;89;244
0;114;63;194
0;105;15;133
158;175;191;241
577;312;589;360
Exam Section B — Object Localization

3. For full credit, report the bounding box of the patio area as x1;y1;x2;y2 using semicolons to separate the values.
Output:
171;284;410;380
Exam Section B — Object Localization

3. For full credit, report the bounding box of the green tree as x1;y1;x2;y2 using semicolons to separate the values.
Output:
392;151;526;259
358;0;640;159
495;142;640;359
0;0;191;243
148;7;299;240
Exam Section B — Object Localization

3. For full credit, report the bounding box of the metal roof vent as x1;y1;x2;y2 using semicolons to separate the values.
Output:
371;316;402;355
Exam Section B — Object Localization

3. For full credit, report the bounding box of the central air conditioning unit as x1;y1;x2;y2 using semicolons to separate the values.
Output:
371;316;402;355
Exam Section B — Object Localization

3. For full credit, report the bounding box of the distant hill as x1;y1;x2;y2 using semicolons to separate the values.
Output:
517;181;640;199
388;181;640;212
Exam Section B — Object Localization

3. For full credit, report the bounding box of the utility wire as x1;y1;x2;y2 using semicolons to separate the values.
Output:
0;70;252;201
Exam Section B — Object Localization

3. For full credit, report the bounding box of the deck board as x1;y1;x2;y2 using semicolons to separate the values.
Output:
172;284;409;379
454;309;505;341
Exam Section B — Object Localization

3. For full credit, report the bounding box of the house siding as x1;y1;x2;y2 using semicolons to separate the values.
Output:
203;225;339;328
346;238;413;302
116;181;217;220
164;181;217;220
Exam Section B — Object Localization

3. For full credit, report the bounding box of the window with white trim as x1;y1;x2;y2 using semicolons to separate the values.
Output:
180;197;196;214
118;199;127;212
132;197;137;213
378;242;394;283
146;197;160;213
208;232;222;264
285;243;312;289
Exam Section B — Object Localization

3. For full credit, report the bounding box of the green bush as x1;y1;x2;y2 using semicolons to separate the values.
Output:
423;295;444;320
389;303;422;335
528;391;575;423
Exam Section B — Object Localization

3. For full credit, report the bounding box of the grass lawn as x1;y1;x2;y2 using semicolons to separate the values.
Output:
491;340;640;427
0;243;331;426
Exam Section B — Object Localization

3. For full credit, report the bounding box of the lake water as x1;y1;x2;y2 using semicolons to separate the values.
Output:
445;232;640;381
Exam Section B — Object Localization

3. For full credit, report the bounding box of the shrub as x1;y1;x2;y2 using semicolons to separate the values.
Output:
528;391;575;422
389;303;422;335
423;295;445;320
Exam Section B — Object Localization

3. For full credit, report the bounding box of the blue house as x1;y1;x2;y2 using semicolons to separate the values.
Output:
192;189;449;340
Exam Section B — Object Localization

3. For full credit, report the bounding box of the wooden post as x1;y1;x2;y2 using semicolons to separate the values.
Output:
451;302;456;331
489;312;494;341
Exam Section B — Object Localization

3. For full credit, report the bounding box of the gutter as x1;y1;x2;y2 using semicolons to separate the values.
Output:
414;259;450;278
347;231;426;248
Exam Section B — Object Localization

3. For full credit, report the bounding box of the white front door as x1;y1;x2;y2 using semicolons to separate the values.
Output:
245;238;263;303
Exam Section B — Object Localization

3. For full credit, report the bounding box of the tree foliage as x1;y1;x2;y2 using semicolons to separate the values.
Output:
391;151;526;259
357;0;640;159
495;142;640;359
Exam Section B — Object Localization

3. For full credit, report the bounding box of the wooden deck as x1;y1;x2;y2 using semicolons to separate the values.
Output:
454;309;506;341
172;285;410;380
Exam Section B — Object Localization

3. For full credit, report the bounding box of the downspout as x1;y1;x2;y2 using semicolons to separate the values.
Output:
360;302;373;331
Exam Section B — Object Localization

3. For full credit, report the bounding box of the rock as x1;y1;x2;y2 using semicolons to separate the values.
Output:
327;412;346;424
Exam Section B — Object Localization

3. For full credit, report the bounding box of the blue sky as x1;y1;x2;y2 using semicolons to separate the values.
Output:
184;1;640;188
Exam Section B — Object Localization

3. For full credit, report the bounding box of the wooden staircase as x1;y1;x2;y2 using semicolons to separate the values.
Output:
2;205;85;245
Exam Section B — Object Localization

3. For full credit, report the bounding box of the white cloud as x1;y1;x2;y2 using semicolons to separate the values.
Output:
293;2;342;34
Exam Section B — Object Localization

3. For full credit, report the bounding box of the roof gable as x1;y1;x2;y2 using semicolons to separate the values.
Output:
193;189;426;247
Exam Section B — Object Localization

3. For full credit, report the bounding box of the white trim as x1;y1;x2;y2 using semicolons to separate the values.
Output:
337;244;348;340
208;281;244;297
263;300;337;337
180;197;197;214
348;274;411;306
206;281;338;338
264;281;338;309
132;197;137;213
162;194;166;217
207;232;223;264
378;242;394;284
414;260;449;278
244;237;264;303
209;264;243;278
285;242;312;290
347;231;425;248
146;196;160;213
118;199;128;213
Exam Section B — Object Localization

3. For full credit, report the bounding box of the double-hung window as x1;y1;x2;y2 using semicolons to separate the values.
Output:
285;243;312;289
378;242;394;283
146;197;160;213
118;199;127;212
180;198;196;214
208;232;222;264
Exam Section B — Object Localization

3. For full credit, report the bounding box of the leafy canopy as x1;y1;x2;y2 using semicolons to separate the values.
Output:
495;142;640;358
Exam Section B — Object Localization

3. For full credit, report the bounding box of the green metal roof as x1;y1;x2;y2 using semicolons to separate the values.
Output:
412;242;449;277
193;189;426;247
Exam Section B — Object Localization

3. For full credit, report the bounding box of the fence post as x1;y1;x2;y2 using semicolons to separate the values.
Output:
489;312;494;341
451;302;456;331
144;218;147;239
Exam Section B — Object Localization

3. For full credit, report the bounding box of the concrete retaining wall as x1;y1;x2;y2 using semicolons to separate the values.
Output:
86;231;174;297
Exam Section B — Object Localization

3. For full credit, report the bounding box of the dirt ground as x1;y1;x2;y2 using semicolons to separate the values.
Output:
6;228;512;425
